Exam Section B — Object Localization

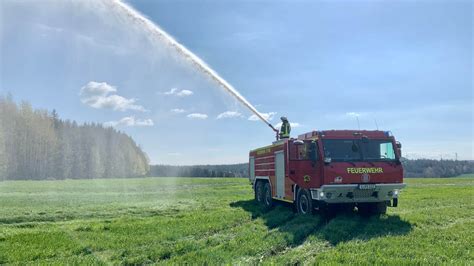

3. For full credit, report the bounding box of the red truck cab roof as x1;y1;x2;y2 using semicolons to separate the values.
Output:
298;130;393;140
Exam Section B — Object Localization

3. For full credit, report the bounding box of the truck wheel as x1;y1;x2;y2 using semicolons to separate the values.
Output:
255;181;264;204
263;182;274;210
297;189;313;215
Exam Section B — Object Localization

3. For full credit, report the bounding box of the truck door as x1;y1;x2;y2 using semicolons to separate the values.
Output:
275;150;285;198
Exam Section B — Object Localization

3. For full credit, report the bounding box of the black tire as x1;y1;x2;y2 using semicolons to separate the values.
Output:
263;182;274;210
296;189;313;215
255;181;264;204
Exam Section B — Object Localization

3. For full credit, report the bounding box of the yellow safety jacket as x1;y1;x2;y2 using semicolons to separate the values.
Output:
280;122;291;139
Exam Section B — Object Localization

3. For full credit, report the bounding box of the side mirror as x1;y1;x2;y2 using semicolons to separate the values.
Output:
396;141;402;163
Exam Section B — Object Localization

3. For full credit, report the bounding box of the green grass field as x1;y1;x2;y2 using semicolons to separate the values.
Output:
0;177;473;265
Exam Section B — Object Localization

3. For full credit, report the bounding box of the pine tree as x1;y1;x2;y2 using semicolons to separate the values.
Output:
0;96;150;180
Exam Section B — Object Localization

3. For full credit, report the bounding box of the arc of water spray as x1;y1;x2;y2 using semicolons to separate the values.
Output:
113;0;278;134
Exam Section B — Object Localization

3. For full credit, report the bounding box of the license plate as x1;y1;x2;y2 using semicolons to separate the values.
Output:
358;184;376;190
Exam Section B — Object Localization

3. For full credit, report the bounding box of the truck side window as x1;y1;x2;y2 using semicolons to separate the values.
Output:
297;144;308;160
289;142;313;161
309;141;318;161
380;142;396;159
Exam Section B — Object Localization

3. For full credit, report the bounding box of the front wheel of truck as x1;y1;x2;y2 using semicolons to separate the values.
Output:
296;189;313;215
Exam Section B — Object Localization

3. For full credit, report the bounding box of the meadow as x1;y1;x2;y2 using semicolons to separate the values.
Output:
0;176;472;264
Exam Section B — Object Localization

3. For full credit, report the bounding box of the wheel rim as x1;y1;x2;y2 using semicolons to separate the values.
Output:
299;194;309;214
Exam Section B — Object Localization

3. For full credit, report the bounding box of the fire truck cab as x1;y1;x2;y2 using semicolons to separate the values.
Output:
249;130;405;215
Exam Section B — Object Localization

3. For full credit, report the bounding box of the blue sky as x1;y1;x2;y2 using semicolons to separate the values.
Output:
1;0;472;164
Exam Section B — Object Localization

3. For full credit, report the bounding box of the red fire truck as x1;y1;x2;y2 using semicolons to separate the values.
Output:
249;130;405;215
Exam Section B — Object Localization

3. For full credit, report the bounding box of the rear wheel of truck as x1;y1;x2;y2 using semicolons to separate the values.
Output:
255;181;264;204
263;182;274;210
296;189;313;215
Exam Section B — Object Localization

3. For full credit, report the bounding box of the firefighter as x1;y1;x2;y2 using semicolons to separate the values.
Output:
279;116;291;139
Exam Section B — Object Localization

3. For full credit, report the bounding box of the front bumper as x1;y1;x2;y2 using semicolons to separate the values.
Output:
310;183;406;203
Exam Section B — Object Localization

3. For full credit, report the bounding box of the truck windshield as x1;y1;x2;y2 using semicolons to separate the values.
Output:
322;139;396;162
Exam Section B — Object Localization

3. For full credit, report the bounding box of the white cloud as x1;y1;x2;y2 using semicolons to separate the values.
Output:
80;81;146;112
216;111;243;119
187;113;208;119
171;108;186;113
84;95;145;112
274;122;302;129
176;90;193;97
163;88;178;95
248;112;276;121
103;116;154;127
134;119;154;126
162;88;193;97
80;81;116;96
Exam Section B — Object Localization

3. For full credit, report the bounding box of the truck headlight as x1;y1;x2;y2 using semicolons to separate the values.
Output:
319;191;325;198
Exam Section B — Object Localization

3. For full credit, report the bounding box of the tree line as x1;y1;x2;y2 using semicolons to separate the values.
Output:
403;159;474;178
0;96;149;180
150;159;473;178
149;163;248;178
